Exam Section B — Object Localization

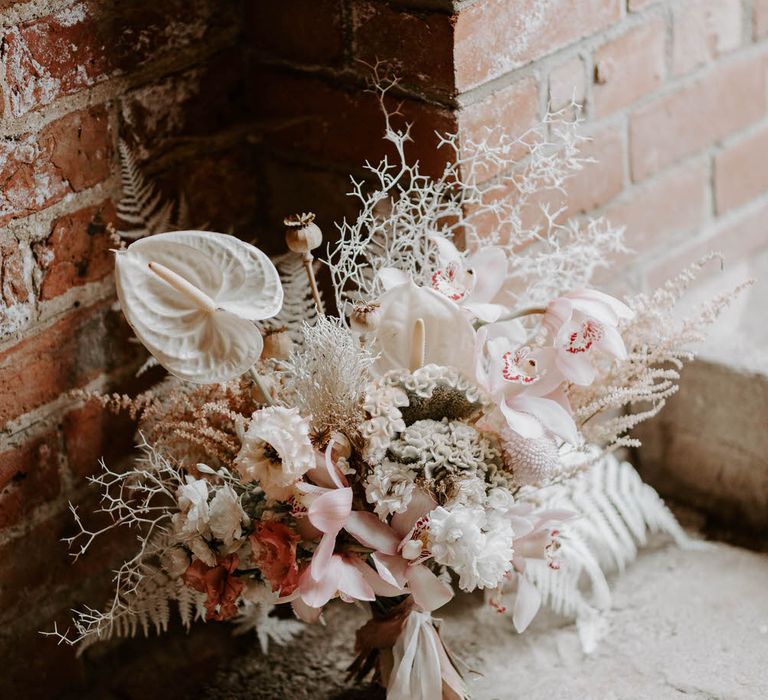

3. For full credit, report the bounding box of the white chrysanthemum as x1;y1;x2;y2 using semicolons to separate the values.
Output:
452;476;487;507
485;486;515;513
364;459;417;519
427;503;514;591
175;476;210;537
235;406;314;500
209;484;247;548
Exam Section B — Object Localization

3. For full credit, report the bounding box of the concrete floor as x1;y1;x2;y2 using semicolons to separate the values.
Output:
200;538;768;700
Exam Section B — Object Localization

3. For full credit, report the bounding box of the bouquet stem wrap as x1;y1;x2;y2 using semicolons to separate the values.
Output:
353;599;467;700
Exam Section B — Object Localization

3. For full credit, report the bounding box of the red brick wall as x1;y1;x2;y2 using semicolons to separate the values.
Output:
2;0;767;695
253;0;768;286
0;1;256;693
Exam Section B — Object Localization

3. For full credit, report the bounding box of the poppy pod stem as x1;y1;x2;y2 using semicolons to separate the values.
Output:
409;318;426;372
284;212;325;315
301;253;325;315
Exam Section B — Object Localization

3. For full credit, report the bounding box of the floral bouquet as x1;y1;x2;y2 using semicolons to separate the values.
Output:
48;88;741;700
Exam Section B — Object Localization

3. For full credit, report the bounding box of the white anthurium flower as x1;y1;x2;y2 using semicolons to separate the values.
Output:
115;231;283;384
372;279;476;376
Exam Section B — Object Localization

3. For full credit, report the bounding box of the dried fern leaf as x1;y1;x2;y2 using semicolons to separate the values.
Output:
116;140;174;240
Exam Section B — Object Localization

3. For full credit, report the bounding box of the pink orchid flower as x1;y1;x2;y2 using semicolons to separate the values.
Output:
285;438;405;621
544;289;634;386
490;505;575;633
368;490;455;613
475;321;578;444
378;235;509;323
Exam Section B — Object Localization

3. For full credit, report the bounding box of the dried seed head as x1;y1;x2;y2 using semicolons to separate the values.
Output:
262;327;294;360
284;212;323;254
349;302;381;333
501;430;560;486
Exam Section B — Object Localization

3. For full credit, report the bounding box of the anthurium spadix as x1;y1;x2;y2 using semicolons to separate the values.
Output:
115;231;283;384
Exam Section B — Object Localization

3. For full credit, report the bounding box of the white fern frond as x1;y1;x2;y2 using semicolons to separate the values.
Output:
262;253;322;345
116;140;175;240
232;599;304;653
521;453;693;652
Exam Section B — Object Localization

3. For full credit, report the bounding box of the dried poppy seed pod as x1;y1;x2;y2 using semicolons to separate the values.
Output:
262;327;294;361
349;302;381;333
284;212;323;255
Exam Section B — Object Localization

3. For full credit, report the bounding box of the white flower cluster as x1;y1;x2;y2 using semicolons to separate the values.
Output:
364;459;417;519
427;497;516;591
173;476;248;564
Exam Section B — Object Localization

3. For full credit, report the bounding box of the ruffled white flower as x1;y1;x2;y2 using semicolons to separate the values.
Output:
209;484;248;548
452;476;487;507
427;503;514;591
485;486;515;513
235;406;314;500
364;459;417;519
175;476;210;537
360;383;408;461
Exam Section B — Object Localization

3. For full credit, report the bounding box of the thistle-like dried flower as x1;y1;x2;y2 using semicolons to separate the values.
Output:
500;430;560;486
284;212;323;254
283;316;376;440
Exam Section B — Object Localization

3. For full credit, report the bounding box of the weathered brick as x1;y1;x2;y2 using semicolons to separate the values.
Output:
0;303;135;426
33;201;117;301
714;125;768;214
2;0;235;117
0;106;111;226
564;121;626;215
250;67;457;178
247;0;345;66
0;237;34;335
671;0;742;77
0;431;61;530
755;0;768;39
606;159;709;252
159;144;262;234
549;56;586;110
454;0;621;91
120;49;248;162
457;75;539;170
629;55;766;181
351;1;454;95
593;16;666;117
62;400;135;478
647;200;768;287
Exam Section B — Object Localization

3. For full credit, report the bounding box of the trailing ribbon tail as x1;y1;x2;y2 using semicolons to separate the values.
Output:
387;611;468;700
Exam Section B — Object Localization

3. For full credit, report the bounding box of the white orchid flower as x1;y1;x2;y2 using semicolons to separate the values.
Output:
377;236;509;324
429;235;510;322
543;289;634;386
115;231;283;384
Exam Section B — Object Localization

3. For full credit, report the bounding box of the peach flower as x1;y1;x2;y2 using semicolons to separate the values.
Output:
182;553;244;621
251;521;301;596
